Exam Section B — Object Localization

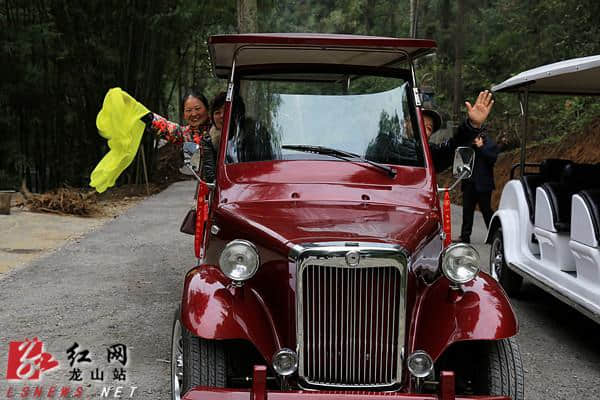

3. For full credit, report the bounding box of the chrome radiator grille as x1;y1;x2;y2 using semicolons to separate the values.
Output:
295;247;407;389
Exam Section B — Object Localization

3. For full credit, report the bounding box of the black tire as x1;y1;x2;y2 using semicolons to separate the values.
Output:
442;338;524;400
482;338;525;400
490;228;523;296
182;322;227;392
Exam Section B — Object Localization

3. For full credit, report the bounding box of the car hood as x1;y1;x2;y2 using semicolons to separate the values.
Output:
216;200;440;255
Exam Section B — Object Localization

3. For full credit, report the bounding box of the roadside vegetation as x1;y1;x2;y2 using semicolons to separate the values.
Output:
2;0;599;199
438;116;600;208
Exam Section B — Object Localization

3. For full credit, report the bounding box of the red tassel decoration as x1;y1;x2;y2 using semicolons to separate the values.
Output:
194;182;209;258
443;191;452;247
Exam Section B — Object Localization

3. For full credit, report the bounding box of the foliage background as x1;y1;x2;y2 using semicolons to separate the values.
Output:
1;0;599;191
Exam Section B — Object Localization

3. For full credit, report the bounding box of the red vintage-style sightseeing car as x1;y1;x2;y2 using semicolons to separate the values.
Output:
171;33;523;400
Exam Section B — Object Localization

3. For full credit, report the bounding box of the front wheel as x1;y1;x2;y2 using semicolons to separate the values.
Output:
182;320;227;392
441;338;525;400
171;307;226;400
484;338;525;399
490;227;523;296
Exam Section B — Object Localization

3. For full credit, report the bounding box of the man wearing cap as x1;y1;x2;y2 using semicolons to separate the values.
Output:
422;90;496;244
423;90;494;172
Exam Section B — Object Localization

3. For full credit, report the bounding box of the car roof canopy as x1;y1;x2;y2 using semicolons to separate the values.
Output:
492;55;600;95
208;33;436;79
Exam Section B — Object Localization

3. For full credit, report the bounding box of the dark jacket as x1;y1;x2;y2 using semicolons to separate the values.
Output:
463;135;499;192
429;119;482;172
200;133;217;183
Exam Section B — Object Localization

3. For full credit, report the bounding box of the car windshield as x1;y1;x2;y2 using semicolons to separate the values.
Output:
226;71;425;167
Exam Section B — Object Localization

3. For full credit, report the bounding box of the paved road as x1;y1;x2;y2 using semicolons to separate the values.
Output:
0;182;194;399
1;181;599;399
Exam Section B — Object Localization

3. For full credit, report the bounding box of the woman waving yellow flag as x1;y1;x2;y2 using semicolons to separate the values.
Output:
90;88;150;193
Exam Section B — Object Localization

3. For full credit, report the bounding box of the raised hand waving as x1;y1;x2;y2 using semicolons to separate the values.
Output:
465;90;494;128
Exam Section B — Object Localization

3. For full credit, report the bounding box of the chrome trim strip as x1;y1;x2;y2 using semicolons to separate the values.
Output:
295;244;408;389
289;244;305;261
345;267;349;382
392;271;397;383
374;267;380;382
351;267;356;382
329;267;333;381
358;266;363;382
384;267;390;382
316;260;321;380
367;267;374;382
334;267;338;381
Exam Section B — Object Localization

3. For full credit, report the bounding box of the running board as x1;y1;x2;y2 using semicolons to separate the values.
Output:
507;262;600;325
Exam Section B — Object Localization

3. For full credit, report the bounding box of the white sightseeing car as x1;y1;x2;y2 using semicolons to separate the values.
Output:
486;55;600;323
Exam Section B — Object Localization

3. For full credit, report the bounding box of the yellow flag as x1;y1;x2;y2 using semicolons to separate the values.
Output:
90;88;150;193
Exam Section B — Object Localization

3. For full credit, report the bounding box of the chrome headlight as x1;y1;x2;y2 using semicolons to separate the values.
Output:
219;239;260;282
441;243;480;284
407;350;434;378
272;348;298;376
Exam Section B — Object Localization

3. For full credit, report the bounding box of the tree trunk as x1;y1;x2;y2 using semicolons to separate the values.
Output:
237;0;257;33
452;0;465;121
441;0;450;30
364;0;375;35
410;0;419;37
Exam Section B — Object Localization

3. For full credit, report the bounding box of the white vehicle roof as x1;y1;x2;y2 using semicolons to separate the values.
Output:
492;55;600;95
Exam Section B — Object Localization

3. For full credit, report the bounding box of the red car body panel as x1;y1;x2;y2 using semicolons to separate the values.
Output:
181;266;281;363
218;198;439;253
182;366;511;400
182;388;509;400
216;161;438;248
409;273;519;361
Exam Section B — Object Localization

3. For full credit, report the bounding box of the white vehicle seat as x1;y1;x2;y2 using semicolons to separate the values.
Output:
537;182;573;232
534;162;600;273
520;158;572;223
570;189;600;286
535;184;576;271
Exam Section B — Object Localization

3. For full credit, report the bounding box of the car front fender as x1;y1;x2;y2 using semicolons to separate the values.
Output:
410;273;518;361
181;265;281;364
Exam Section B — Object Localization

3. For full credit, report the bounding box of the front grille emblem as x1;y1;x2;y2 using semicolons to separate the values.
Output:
345;250;360;266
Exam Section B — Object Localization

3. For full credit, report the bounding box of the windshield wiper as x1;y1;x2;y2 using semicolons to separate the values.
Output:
282;145;397;178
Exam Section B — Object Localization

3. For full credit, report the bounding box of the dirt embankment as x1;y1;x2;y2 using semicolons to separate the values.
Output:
439;117;600;208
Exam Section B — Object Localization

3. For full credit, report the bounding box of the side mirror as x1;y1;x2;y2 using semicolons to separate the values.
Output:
180;142;201;176
180;143;216;190
438;147;475;193
452;147;475;179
